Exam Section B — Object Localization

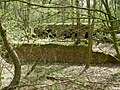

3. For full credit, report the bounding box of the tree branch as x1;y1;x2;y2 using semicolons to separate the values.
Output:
0;22;21;90
2;0;116;19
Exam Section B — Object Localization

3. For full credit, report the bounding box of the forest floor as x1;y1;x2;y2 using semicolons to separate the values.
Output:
1;58;120;90
0;42;120;90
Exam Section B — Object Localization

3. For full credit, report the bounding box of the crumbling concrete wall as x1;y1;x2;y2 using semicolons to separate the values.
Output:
3;44;118;64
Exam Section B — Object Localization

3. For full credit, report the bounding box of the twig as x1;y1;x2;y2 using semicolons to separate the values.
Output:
23;58;40;79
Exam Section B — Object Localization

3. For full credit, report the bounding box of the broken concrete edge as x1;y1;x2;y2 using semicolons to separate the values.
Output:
1;43;120;64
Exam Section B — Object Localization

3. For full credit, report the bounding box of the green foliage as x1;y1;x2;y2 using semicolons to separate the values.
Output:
51;85;57;90
73;75;88;87
115;70;120;76
0;76;4;79
34;67;43;73
34;65;65;75
0;0;119;45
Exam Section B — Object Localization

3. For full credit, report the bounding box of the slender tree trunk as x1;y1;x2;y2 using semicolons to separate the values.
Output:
101;0;120;61
75;0;80;29
71;0;74;26
87;0;92;67
0;59;2;88
0;23;21;90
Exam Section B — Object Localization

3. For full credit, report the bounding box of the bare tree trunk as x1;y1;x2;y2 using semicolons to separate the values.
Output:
75;0;80;29
0;23;21;90
61;0;65;25
0;58;2;88
101;0;120;61
87;0;92;67
71;0;74;26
